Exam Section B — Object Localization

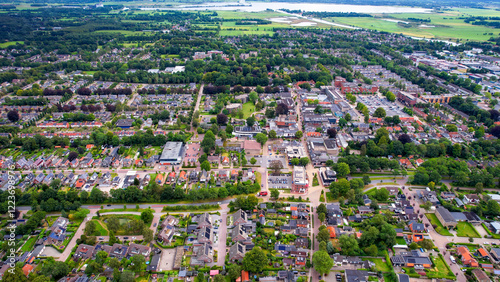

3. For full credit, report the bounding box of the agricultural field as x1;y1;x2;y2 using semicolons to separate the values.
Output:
325;8;500;42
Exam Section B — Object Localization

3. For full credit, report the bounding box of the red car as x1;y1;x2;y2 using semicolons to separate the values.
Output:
259;191;268;196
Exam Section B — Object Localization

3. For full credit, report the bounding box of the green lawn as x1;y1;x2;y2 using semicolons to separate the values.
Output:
396;237;407;245
364;258;392;272
241;101;256;119
93;220;109;236
456;222;480;238
426;255;455;280
0;41;24;48
426;213;452;236
21;237;37;252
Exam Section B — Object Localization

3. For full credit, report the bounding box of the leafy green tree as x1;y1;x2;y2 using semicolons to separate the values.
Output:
317;226;330;243
140;208;154;223
242;247;267;273
246;116;256;127
295;131;303;139
2;266;27;282
299;157;309;166
336;163;350;178
255;133;268;146
364;244;378;256
317;203;327;215
84;220;97;236
318;213;326;223
121;270;135;282
312;251;333;275
107;217;120;233
228;264;242;281
268;130;277;139
271;189;279;199
201;160;211;171
375;188;389;202
373;107;386;118
250;157;257;165
338;235;360;255
129;255;145;273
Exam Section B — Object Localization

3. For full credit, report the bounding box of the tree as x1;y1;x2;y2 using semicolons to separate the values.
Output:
299;157;309;166
228;264;241;281
84;220;97;236
318;213;326;223
268;130;277;139
362;175;371;185
41;260;69;281
120;270;135;282
250;157;257;165
68;151;79;162
246;116;256;127
419;239;434;250
129;255;145;272
201;160;211;171
422;201;432;211
364;244;378;256
295;131;303;139
338;235;359;255
327;128;337;139
373;107;386;118
269;160;283;175
107;216;121;233
217;113;228;125
271;189;279;199
312;251;334;275
375;188;389;202
242;247;267;273
2;266;27;282
226;124;234;134
7;110;19;122
336;163;350;178
214;274;225;282
317;203;327;215
140;208;154;223
275;103;289;115
255;133;268;146
249;91;259;104
317;226;330;243
475;182;484;194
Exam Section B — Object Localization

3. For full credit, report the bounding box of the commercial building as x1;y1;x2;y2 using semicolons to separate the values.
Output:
291;166;308;193
159;142;185;165
435;207;457;229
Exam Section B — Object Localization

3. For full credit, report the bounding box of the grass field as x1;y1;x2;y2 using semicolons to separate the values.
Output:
242;101;256;119
326;8;500;42
426;213;453;236
93;220;109;236
364;258;392;272
0;41;24;48
21;237;37;252
427;255;455;280
456;222;480;238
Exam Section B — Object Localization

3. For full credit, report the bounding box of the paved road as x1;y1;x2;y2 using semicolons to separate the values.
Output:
217;204;229;266
191;83;204;128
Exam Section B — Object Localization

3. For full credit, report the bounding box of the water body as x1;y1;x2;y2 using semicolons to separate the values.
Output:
141;1;432;14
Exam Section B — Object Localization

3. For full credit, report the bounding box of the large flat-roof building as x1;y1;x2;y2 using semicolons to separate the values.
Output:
291;166;308;193
435;207;457;229
159;142;184;165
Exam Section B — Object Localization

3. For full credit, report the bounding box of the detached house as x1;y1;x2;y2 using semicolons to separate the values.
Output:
229;242;246;262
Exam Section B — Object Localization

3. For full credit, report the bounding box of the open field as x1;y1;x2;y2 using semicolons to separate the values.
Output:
0;41;24;48
323;8;500;42
456;222;480;238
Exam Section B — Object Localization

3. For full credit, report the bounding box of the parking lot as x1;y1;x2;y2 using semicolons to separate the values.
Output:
268;174;292;189
184;143;200;166
357;95;409;118
251;155;288;168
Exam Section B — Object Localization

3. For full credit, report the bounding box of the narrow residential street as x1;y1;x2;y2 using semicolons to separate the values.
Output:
217;204;230;266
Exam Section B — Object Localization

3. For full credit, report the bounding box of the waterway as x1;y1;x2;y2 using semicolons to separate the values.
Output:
140;1;432;14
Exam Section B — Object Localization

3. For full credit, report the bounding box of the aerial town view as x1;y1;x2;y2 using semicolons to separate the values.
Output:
1;0;500;281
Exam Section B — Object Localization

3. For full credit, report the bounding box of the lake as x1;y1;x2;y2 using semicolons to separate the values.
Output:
140;1;432;14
